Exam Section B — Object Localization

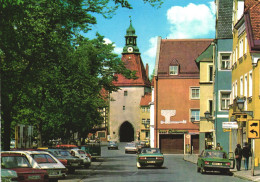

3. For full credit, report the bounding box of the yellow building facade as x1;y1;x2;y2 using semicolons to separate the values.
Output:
196;44;215;152
230;0;260;165
139;93;151;141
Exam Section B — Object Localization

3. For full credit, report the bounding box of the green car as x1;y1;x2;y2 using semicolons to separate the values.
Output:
197;149;234;174
137;148;164;169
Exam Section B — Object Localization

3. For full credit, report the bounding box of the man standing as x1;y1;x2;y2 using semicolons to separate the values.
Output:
242;142;252;170
235;144;243;171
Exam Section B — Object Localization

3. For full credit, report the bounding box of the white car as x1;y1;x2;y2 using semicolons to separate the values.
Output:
4;151;66;181
70;149;91;168
125;143;138;154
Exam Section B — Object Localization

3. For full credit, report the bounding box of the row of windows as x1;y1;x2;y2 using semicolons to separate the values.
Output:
232;71;253;101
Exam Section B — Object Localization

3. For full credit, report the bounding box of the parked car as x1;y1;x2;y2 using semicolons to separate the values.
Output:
80;142;101;160
107;141;118;150
1;152;49;181
3;151;66;181
125;143;138;154
136;148;164;168
70;149;91;168
46;148;84;173
1;168;18;181
197;149;235;174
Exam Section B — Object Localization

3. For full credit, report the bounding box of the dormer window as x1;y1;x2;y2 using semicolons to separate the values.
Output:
169;66;178;75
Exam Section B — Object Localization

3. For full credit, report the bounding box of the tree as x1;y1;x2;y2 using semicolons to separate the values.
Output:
0;0;163;150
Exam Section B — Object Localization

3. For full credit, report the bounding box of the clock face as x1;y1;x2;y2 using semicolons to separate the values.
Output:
127;47;133;53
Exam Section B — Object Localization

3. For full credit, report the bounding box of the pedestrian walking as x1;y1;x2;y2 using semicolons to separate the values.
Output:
242;142;252;170
235;144;243;171
215;143;223;150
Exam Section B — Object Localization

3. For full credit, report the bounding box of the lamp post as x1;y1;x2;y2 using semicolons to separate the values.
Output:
190;116;195;123
236;98;254;118
204;111;214;121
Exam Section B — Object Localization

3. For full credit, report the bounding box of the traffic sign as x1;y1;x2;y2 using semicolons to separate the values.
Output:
222;122;238;129
248;120;260;138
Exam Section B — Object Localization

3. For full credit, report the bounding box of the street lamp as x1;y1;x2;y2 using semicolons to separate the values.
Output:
236;98;254;118
204;111;214;121
236;98;245;110
190;116;195;123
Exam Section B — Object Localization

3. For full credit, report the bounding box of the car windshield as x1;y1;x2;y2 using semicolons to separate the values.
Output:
2;156;31;168
31;154;57;164
109;141;116;144
205;151;227;158
78;150;85;154
58;150;71;156
126;143;135;147
141;148;160;154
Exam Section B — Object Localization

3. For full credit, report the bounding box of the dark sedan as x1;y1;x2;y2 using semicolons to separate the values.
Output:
46;149;84;173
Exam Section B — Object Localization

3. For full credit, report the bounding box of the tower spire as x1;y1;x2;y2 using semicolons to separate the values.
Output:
122;18;140;54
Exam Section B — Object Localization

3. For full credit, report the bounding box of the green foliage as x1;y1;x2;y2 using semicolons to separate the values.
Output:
0;0;162;149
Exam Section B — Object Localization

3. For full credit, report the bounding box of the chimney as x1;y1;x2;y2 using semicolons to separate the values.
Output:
146;64;149;78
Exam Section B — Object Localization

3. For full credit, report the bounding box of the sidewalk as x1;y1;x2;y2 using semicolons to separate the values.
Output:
184;154;260;181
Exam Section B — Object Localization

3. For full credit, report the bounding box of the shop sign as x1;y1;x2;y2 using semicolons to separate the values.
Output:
222;122;238;129
160;109;187;124
159;129;188;134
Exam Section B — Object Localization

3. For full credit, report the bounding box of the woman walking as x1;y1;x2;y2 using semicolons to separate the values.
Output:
235;144;242;171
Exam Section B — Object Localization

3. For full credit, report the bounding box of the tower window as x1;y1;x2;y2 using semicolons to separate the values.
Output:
124;91;128;96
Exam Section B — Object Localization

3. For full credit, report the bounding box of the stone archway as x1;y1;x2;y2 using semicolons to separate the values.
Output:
119;121;134;142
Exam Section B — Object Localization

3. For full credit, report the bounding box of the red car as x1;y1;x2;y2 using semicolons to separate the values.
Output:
1;153;49;182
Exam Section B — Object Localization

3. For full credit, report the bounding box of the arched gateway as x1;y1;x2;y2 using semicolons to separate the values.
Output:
119;121;134;142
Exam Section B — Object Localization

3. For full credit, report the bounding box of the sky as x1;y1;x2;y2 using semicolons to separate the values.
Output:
85;0;216;76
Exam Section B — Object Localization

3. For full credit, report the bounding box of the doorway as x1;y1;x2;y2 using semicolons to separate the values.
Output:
119;121;134;142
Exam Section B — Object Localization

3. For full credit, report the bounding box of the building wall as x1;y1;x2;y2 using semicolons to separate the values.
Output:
231;15;260;161
140;105;150;141
150;86;155;147
109;87;145;141
214;39;233;152
155;78;200;151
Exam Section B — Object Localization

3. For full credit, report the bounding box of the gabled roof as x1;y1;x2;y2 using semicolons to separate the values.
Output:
113;54;151;87
244;0;260;52
140;92;151;106
195;44;214;63
156;39;213;78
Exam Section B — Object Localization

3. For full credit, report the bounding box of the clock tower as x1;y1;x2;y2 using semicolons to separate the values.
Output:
109;18;151;142
122;19;140;54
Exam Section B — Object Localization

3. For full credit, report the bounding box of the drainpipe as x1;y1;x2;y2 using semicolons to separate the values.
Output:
212;40;216;149
155;75;159;148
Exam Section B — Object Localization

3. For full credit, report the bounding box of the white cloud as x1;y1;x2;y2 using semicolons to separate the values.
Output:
166;2;215;39
103;38;123;55
144;36;158;59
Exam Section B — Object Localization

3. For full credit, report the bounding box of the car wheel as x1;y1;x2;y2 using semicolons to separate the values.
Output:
85;164;90;169
197;166;200;173
200;166;205;174
68;168;75;174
